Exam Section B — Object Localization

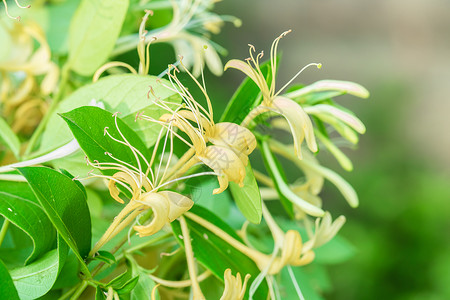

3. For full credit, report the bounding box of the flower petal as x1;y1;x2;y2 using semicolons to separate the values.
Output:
197;145;246;194
210;122;256;166
271;96;317;158
159;191;194;221
133;192;170;237
224;59;262;90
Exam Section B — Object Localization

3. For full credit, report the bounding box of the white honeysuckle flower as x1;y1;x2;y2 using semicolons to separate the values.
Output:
225;30;321;160
303;212;346;253
141;61;256;194
304;104;366;134
285;79;369;100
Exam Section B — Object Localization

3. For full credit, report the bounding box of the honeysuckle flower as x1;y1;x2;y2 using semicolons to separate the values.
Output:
285;79;370;102
220;269;251;300
302;212;346;253
184;211;314;277
141;61;256;194
113;0;241;77
225;30;321;160
269;139;359;208
0;21;59;134
86;113;206;255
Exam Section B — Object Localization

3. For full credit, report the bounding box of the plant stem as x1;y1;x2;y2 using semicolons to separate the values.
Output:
0;219;10;247
69;280;88;300
179;216;205;300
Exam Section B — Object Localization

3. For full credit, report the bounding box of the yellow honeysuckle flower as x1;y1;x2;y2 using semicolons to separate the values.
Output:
220;269;251;300
141;61;256;194
0;21;59;134
86;113;201;256
224;30;321;160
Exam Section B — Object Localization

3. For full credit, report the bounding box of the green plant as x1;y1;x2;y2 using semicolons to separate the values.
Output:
0;1;368;299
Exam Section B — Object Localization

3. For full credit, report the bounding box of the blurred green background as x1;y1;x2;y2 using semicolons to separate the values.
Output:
205;1;450;299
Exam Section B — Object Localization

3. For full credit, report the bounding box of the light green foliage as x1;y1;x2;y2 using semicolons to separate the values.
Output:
68;0;129;75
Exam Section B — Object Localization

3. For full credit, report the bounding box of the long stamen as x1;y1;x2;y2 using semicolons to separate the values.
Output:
152;171;216;192
274;62;322;97
270;30;291;97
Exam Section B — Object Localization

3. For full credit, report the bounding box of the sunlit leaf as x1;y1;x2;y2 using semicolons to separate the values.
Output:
10;237;68;300
68;0;129;75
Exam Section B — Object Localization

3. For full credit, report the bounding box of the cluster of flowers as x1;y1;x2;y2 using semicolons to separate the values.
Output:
0;1;368;298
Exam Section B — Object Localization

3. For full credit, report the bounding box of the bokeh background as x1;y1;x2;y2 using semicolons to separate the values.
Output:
207;0;450;299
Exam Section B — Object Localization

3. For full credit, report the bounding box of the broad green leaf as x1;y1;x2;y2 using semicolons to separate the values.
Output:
0;260;19;300
0;117;21;159
18;167;92;275
190;178;231;217
60;106;152;176
171;206;268;299
0;181;56;264
39;74;179;155
68;0;129;75
229;163;262;224
10;236;68;300
221;59;274;123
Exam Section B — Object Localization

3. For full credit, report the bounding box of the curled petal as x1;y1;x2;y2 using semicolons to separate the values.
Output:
271;96;317;159
258;230;314;274
159;191;194;221
108;172;140;203
220;269;251;300
133;192;170;237
198;145;246;194
210;122;256;166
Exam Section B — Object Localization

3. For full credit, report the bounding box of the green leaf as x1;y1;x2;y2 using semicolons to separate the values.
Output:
0;181;56;264
93;251;116;265
10;236;68;300
0;117;21;159
39;74;180;155
314;235;356;264
128;257;159;300
60;106;152;176
116;276;139;294
18;167;92;275
68;0;129;75
96;286;106;300
171;206;268;299
221;59;274;123
0;260;19;300
229;163;262;224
